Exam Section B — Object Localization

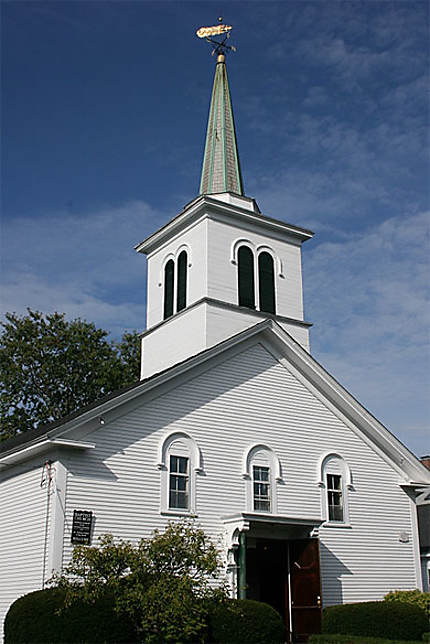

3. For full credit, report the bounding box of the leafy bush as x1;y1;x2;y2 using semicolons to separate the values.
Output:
322;601;428;641
4;587;137;644
54;521;226;643
309;635;425;644
384;590;430;617
209;599;285;643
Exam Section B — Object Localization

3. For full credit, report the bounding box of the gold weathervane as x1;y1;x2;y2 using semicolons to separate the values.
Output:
196;17;236;56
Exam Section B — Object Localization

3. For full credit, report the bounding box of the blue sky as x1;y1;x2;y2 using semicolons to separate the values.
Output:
2;1;429;457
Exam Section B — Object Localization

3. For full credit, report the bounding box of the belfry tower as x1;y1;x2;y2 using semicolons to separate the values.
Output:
136;31;313;379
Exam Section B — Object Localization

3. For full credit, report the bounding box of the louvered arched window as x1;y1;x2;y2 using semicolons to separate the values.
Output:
176;250;187;313
258;252;276;314
163;259;174;319
238;246;255;309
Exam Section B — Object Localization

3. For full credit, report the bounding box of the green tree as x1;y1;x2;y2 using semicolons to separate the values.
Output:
0;309;140;442
54;522;227;643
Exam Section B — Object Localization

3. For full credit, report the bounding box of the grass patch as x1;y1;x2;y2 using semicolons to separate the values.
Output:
309;635;425;644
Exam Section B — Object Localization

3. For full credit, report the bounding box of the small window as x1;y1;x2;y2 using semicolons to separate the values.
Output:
238;246;255;309
169;455;189;510
253;465;270;512
163;259;174;319
258;252;276;314
327;473;343;522
176;250;187;312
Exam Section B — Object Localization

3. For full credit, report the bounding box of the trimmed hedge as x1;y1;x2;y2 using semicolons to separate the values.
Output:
384;590;430;617
322;601;428;642
4;587;138;644
209;599;285;644
5;589;285;644
309;635;425;644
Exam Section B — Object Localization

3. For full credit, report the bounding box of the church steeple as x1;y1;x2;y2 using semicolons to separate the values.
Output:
199;54;244;196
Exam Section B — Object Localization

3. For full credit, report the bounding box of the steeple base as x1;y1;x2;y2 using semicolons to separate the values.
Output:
140;298;311;379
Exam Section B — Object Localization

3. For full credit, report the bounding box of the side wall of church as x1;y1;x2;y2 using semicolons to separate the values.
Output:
61;342;419;605
0;460;54;641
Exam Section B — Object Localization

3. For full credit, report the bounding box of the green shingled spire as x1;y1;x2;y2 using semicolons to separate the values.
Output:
199;54;244;196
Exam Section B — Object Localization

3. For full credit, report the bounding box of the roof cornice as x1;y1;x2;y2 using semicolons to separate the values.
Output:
135;194;314;255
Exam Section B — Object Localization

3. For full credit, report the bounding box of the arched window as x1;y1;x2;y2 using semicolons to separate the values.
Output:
157;431;203;514
242;444;282;513
258;252;276;314
176;250;187;313
238;246;255;309
318;453;352;525
163;259;174;319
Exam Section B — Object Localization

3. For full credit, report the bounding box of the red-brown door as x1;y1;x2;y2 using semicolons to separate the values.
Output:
290;538;322;642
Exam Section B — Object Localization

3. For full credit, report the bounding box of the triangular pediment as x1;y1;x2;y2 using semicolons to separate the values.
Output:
1;320;428;485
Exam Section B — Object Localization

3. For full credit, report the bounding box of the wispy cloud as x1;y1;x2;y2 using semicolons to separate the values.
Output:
303;210;430;456
1;200;166;336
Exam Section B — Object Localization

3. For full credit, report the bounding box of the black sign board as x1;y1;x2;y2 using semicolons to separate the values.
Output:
71;510;93;545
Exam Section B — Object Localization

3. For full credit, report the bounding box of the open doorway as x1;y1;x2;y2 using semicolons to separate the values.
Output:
245;537;321;643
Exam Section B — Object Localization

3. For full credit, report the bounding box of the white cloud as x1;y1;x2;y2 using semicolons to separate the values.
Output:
1;200;167;336
303;210;430;456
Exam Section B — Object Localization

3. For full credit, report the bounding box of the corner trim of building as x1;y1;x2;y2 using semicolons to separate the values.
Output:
48;460;67;575
409;496;424;590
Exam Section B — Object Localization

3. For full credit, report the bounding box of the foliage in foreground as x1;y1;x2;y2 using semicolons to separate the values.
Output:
0;309;140;441
309;635;426;644
322;601;428;641
209;598;285;643
53;521;227;643
4;587;136;644
384;589;430;617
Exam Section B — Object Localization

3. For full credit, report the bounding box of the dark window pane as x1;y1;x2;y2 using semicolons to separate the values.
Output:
169;455;189;510
177;251;187;312
258;252;276;314
163;260;174;319
327;474;344;521
238;246;255;309
253;465;270;512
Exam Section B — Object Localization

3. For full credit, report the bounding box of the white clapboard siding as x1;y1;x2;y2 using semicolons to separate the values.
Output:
62;342;418;605
0;462;54;641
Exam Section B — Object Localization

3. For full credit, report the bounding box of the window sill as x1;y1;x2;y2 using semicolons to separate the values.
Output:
321;521;352;529
160;510;198;518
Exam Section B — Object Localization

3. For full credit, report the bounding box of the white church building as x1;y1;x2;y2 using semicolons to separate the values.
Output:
1;45;429;643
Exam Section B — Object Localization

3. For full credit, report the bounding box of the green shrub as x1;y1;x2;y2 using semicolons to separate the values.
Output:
422;634;430;642
4;587;138;644
309;635;425;644
209;599;285;643
322;601;428;641
384;590;430;617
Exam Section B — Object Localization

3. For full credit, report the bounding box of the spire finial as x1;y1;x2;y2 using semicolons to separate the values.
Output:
196;17;237;57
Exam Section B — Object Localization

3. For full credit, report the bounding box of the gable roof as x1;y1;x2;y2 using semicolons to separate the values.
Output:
1;319;429;484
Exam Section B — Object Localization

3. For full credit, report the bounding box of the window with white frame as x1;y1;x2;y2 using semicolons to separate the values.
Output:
157;431;202;515
253;465;271;512
236;244;277;315
162;249;188;320
319;453;352;525
326;473;343;521
243;444;282;513
169;455;189;510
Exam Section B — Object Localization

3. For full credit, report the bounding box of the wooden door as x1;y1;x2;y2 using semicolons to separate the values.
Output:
289;538;322;642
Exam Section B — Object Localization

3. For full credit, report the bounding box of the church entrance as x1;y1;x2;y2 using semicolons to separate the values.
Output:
245;537;321;643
